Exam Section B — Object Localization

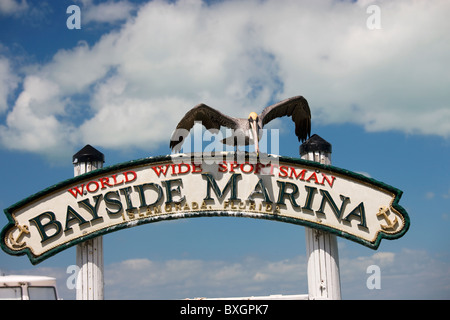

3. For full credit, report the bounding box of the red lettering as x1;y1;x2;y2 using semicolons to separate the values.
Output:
289;167;306;180
279;166;289;177
191;163;202;173
86;181;99;193
99;177;112;189
124;171;137;183
254;162;265;174
240;163;254;173
218;162;228;173
321;173;336;187
68;171;138;198
306;172;319;184
112;174;124;186
229;161;239;172
68;184;85;198
269;163;279;176
151;165;171;177
178;163;191;174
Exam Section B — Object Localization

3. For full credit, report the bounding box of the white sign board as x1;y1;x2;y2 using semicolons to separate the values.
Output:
1;154;409;264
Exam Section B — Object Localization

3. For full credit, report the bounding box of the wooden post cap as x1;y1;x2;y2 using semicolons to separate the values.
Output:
299;134;332;155
73;145;104;164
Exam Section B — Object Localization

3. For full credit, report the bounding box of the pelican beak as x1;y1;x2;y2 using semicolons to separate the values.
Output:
250;120;259;156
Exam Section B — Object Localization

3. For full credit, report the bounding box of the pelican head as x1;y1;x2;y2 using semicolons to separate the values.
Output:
248;112;258;121
248;112;260;155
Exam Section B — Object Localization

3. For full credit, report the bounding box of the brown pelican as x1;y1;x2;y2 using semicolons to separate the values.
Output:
170;96;311;154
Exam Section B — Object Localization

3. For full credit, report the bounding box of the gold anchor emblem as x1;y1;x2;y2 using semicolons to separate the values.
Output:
377;206;398;231
8;214;30;249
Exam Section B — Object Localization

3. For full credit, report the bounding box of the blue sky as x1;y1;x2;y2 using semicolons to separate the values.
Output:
0;0;449;299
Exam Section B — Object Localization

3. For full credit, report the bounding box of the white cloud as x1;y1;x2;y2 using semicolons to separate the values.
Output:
1;0;449;158
2;248;449;300
89;249;450;300
443;189;450;199
80;0;138;24
0;57;19;113
0;75;77;157
339;248;450;299
104;255;307;299
0;0;28;16
425;191;435;200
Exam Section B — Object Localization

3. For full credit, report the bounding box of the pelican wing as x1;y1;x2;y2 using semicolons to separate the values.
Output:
170;103;238;151
258;96;311;142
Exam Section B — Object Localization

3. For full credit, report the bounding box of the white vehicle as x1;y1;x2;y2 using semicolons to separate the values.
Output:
0;275;59;300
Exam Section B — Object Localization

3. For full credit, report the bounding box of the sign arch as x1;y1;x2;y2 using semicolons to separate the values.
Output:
1;153;409;265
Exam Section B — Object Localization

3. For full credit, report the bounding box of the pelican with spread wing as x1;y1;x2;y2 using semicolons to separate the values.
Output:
169;96;311;154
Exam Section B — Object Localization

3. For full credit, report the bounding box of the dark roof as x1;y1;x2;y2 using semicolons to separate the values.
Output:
299;134;332;155
72;144;104;164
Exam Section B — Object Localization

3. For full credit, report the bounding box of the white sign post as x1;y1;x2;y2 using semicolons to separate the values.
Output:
301;135;341;299
73;145;104;300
